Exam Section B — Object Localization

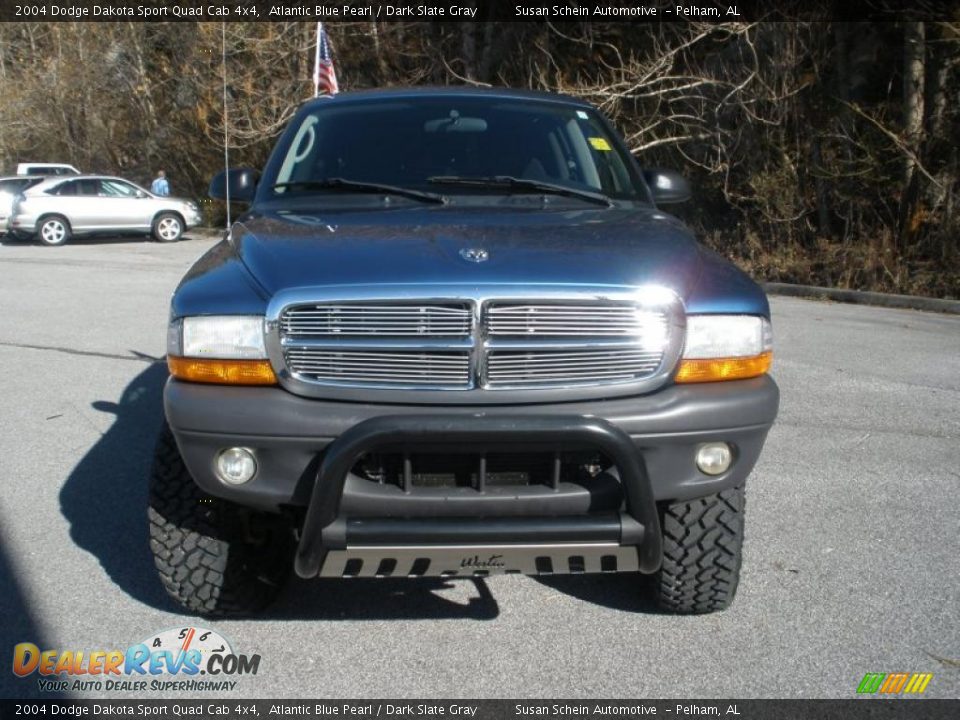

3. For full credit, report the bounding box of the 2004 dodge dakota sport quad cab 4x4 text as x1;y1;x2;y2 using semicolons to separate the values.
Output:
152;87;780;617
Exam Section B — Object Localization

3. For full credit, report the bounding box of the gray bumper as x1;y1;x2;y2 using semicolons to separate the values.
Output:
165;375;779;512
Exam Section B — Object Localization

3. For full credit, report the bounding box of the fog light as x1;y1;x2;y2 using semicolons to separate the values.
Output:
696;443;732;475
215;447;257;485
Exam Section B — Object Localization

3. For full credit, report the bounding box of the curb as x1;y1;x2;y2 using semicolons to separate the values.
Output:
763;282;960;315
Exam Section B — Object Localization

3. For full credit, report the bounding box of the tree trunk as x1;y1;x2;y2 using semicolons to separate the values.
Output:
902;22;924;189
810;136;833;240
461;23;477;81
899;22;925;245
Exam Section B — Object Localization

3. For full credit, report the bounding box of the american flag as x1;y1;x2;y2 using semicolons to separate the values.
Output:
313;23;339;97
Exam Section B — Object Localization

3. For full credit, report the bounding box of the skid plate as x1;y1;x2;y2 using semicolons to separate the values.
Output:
319;543;641;577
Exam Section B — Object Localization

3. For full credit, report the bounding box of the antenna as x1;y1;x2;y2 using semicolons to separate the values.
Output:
221;22;231;230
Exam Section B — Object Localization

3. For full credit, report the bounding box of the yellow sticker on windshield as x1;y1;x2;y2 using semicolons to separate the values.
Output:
588;137;611;151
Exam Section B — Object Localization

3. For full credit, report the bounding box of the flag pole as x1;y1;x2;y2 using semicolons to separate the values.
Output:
312;22;322;98
222;22;231;230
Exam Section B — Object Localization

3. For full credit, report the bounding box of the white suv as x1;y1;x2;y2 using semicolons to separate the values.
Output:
8;175;202;245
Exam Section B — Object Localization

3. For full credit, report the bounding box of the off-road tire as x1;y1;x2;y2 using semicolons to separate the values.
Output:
152;212;183;242
655;486;745;614
148;424;293;617
37;215;71;246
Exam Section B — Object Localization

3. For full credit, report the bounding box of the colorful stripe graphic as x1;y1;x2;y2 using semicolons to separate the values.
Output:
857;672;933;694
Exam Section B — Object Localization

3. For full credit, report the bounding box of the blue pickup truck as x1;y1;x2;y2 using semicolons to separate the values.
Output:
152;87;779;616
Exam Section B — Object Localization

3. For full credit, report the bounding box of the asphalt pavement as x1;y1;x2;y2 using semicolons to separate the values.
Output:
0;234;957;699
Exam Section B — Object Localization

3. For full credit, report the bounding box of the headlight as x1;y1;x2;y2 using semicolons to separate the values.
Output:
675;315;772;383
167;316;276;385
176;316;266;358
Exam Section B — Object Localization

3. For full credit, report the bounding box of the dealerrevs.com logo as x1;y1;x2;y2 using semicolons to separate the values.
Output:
13;627;261;693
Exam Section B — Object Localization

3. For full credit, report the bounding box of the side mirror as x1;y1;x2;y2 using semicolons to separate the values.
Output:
209;167;259;202
643;169;691;204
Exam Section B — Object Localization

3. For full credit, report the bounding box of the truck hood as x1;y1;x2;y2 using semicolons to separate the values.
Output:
232;205;702;297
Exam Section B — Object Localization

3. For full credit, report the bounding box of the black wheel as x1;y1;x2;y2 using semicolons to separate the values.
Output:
148;424;293;616
37;215;71;246
655;486;745;614
152;212;183;242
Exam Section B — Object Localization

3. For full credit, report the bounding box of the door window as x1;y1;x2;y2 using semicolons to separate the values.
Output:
50;179;97;196
100;180;140;197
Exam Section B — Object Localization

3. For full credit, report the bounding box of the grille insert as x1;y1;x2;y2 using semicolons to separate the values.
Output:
281;303;471;337
486;348;663;387
487;303;667;338
285;349;471;389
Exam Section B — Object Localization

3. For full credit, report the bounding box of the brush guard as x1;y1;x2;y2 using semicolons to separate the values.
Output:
294;415;662;578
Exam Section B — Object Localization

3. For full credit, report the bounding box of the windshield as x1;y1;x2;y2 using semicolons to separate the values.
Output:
270;98;645;202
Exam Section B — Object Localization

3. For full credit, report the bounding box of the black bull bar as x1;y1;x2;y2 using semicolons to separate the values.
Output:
294;415;663;578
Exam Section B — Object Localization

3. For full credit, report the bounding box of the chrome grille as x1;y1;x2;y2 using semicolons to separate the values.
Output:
270;288;683;399
487;348;663;387
281;303;471;337
487;303;666;337
285;349;471;389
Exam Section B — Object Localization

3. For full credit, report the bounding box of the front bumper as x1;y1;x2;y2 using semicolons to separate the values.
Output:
164;376;780;500
166;374;778;508
166;376;778;578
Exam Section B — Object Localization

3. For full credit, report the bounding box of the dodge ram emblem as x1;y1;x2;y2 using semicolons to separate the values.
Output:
459;248;489;263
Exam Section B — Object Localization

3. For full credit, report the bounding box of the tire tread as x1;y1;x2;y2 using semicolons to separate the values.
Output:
656;486;745;614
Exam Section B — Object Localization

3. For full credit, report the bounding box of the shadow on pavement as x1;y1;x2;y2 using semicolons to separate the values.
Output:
59;362;500;622
0;537;66;698
533;573;662;614
59;361;171;611
272;577;499;621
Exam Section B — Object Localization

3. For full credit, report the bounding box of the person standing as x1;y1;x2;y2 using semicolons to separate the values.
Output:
151;170;170;196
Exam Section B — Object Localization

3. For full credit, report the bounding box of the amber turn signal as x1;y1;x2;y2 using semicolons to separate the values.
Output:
167;357;277;386
675;351;772;384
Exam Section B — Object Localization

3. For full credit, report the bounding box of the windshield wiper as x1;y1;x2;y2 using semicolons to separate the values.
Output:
427;175;614;207
272;178;447;205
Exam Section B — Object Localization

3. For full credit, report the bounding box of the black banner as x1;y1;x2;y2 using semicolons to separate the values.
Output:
1;701;959;720
0;0;955;23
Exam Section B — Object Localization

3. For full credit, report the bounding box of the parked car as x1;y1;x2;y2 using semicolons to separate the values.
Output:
153;87;779;617
15;162;80;176
0;176;45;234
8;175;202;245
